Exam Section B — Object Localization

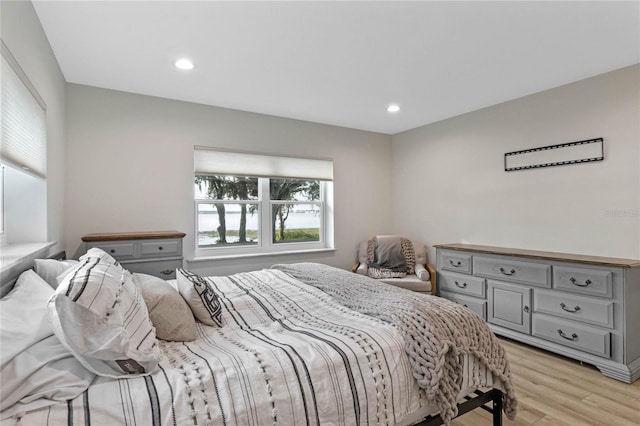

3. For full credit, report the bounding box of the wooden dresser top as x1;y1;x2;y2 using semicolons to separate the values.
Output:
81;231;186;242
434;243;640;268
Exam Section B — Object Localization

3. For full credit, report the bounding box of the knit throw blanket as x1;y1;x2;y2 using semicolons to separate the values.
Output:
271;262;517;424
366;236;416;279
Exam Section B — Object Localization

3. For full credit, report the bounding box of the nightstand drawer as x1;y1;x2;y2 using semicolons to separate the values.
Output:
534;288;614;328
439;271;485;297
553;266;612;298
533;314;611;358
87;242;136;260
140;240;181;257
123;259;182;279
441;252;473;274
441;291;486;320
474;256;551;288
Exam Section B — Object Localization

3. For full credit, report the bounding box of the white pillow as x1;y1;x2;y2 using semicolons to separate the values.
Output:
0;270;54;368
80;247;120;265
175;268;222;327
48;256;161;378
0;335;95;419
355;263;368;275
33;259;79;289
415;263;431;281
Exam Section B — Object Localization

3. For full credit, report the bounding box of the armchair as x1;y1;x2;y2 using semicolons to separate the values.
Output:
352;236;437;295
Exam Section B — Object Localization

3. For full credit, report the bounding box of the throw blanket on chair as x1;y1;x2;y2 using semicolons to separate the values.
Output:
366;235;416;279
271;263;518;425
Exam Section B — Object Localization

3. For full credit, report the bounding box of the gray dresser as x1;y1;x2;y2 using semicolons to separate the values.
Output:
82;231;186;279
435;243;640;383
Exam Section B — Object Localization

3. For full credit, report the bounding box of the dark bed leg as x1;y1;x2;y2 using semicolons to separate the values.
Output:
492;390;503;426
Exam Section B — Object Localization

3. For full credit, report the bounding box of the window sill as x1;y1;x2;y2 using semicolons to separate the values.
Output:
187;247;336;264
0;241;56;274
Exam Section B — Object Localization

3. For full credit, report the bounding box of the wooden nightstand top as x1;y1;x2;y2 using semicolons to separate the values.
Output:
81;231;186;242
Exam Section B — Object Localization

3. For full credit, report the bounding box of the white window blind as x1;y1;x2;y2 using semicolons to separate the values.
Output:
1;41;47;178
195;147;333;181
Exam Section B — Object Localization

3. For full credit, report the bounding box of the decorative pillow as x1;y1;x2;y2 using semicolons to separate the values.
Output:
132;273;197;342
48;256;161;378
80;247;120;265
0;270;54;368
33;259;79;289
175;268;222;327
415;263;431;281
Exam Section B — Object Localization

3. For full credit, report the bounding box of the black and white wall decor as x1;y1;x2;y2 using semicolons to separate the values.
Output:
504;138;604;172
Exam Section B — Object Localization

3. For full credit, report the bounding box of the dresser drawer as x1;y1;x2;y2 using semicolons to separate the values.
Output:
474;257;551;288
441;252;473;274
441;291;486;320
87;242;136;260
439;271;485;298
123;259;182;279
533;314;611;358
553;266;612;298
534;288;614;328
140;240;181;257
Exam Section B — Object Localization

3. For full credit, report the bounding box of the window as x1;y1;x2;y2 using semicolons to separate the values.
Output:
0;41;47;246
194;148;333;256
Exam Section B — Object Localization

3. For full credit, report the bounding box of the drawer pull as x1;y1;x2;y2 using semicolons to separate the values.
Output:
110;249;115;254
557;329;578;341
158;246;163;250
560;302;581;313
160;269;174;276
569;277;592;287
454;281;468;288
449;260;462;267
499;267;516;276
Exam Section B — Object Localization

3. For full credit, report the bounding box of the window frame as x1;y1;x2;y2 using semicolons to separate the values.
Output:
194;175;330;257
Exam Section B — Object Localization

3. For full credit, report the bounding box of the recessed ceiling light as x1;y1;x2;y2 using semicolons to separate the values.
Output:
174;58;195;70
387;104;400;113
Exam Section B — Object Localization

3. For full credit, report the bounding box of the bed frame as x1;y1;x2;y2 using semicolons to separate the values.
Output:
1;251;506;426
416;388;503;426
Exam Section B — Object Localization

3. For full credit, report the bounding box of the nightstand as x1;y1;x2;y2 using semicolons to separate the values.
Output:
81;231;186;279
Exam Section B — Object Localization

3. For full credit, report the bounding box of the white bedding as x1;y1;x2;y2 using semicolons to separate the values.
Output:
1;267;504;425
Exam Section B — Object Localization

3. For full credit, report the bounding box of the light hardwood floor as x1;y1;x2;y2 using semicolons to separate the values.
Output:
452;337;640;426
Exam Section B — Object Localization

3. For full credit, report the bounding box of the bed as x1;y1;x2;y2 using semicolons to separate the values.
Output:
0;249;517;426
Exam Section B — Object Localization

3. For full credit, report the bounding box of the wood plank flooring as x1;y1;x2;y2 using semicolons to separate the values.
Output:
451;338;640;426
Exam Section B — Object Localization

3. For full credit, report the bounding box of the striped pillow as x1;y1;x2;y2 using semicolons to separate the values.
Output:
175;268;222;327
81;247;120;265
48;255;161;378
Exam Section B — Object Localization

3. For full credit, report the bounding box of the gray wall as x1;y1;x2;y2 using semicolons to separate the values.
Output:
5;1;639;271
65;84;392;275
0;0;67;252
391;65;640;261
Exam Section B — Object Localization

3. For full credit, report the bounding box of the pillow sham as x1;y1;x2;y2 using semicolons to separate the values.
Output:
132;273;197;342
0;270;54;368
33;259;79;289
175;268;222;327
48;256;161;378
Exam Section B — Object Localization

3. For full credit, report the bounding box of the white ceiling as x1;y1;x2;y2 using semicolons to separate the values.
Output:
33;1;640;135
